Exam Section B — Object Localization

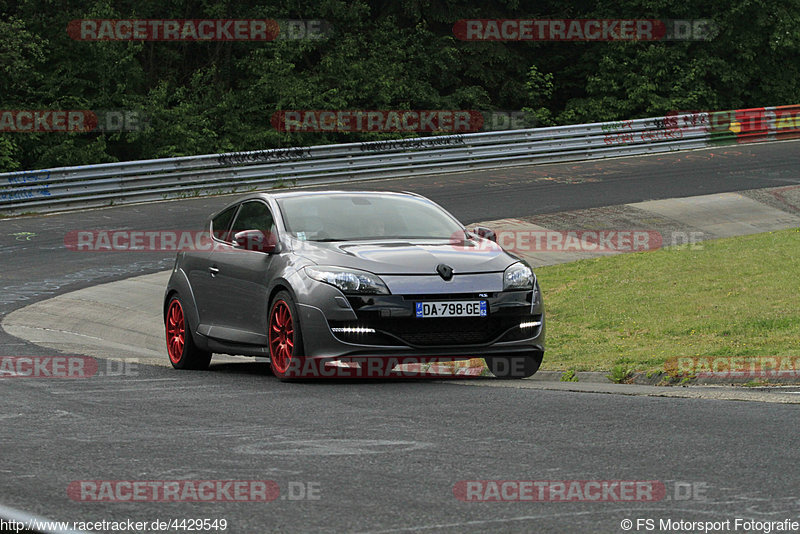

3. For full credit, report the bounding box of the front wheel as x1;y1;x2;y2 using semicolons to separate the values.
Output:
485;353;543;379
268;291;306;380
165;295;212;370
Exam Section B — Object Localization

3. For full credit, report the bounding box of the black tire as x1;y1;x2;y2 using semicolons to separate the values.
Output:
165;295;212;370
485;353;543;379
268;290;307;380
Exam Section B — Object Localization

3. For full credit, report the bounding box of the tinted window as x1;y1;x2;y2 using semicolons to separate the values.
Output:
230;201;276;236
276;194;463;241
211;205;238;242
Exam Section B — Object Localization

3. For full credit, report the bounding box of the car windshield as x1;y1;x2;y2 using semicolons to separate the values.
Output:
276;194;464;241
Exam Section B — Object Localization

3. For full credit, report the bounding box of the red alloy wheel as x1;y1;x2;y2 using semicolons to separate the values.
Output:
269;300;294;374
166;300;185;364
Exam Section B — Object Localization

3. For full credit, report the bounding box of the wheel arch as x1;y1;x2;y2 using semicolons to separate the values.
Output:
267;278;298;307
164;268;203;344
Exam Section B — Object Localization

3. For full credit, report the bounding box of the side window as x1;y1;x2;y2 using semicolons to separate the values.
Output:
230;201;276;237
211;205;238;242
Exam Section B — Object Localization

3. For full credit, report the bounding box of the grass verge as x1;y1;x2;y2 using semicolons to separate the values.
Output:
536;228;800;373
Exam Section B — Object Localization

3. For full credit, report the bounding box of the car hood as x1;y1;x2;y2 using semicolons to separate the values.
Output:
292;238;516;275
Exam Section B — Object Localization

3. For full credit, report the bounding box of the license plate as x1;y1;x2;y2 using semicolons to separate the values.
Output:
415;301;487;318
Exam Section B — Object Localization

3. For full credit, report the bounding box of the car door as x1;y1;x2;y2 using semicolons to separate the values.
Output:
190;202;239;330
203;200;277;345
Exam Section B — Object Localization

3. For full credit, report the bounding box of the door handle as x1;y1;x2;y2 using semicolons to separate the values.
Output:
209;266;220;277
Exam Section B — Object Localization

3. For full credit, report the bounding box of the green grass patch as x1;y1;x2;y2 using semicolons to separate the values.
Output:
560;369;579;382
537;228;800;372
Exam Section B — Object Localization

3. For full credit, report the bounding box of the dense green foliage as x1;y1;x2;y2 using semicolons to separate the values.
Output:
1;0;799;171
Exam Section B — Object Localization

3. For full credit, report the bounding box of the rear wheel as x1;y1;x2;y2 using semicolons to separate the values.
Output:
485;353;542;379
268;291;306;380
165;295;212;370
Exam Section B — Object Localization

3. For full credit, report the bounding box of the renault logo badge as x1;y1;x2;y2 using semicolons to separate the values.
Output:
436;263;454;281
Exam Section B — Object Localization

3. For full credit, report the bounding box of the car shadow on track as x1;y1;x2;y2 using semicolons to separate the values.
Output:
204;360;491;384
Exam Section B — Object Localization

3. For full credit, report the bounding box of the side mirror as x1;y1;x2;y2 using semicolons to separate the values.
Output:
471;226;496;242
234;230;278;253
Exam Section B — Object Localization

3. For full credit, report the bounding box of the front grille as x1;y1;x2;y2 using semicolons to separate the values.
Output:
400;293;496;301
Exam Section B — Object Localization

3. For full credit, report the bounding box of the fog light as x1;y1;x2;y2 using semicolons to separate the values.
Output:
331;326;376;334
519;321;542;329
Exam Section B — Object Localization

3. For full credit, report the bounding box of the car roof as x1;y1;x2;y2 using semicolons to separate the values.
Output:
263;190;423;200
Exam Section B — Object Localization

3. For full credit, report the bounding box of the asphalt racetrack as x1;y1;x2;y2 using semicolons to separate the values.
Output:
1;140;799;533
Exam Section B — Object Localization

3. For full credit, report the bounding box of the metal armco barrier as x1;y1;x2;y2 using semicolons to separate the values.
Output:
1;105;798;215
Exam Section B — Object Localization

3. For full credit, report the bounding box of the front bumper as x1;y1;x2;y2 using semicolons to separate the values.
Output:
297;287;545;362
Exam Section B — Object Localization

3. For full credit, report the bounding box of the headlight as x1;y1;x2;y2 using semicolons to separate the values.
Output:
504;262;534;291
305;266;390;295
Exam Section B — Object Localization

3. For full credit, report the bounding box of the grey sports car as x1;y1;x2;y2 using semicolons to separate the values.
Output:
163;191;545;379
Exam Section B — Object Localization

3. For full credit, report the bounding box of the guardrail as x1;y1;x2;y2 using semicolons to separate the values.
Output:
1;104;798;215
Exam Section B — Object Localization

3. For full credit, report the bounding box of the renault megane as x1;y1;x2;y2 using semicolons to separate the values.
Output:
163;191;545;380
